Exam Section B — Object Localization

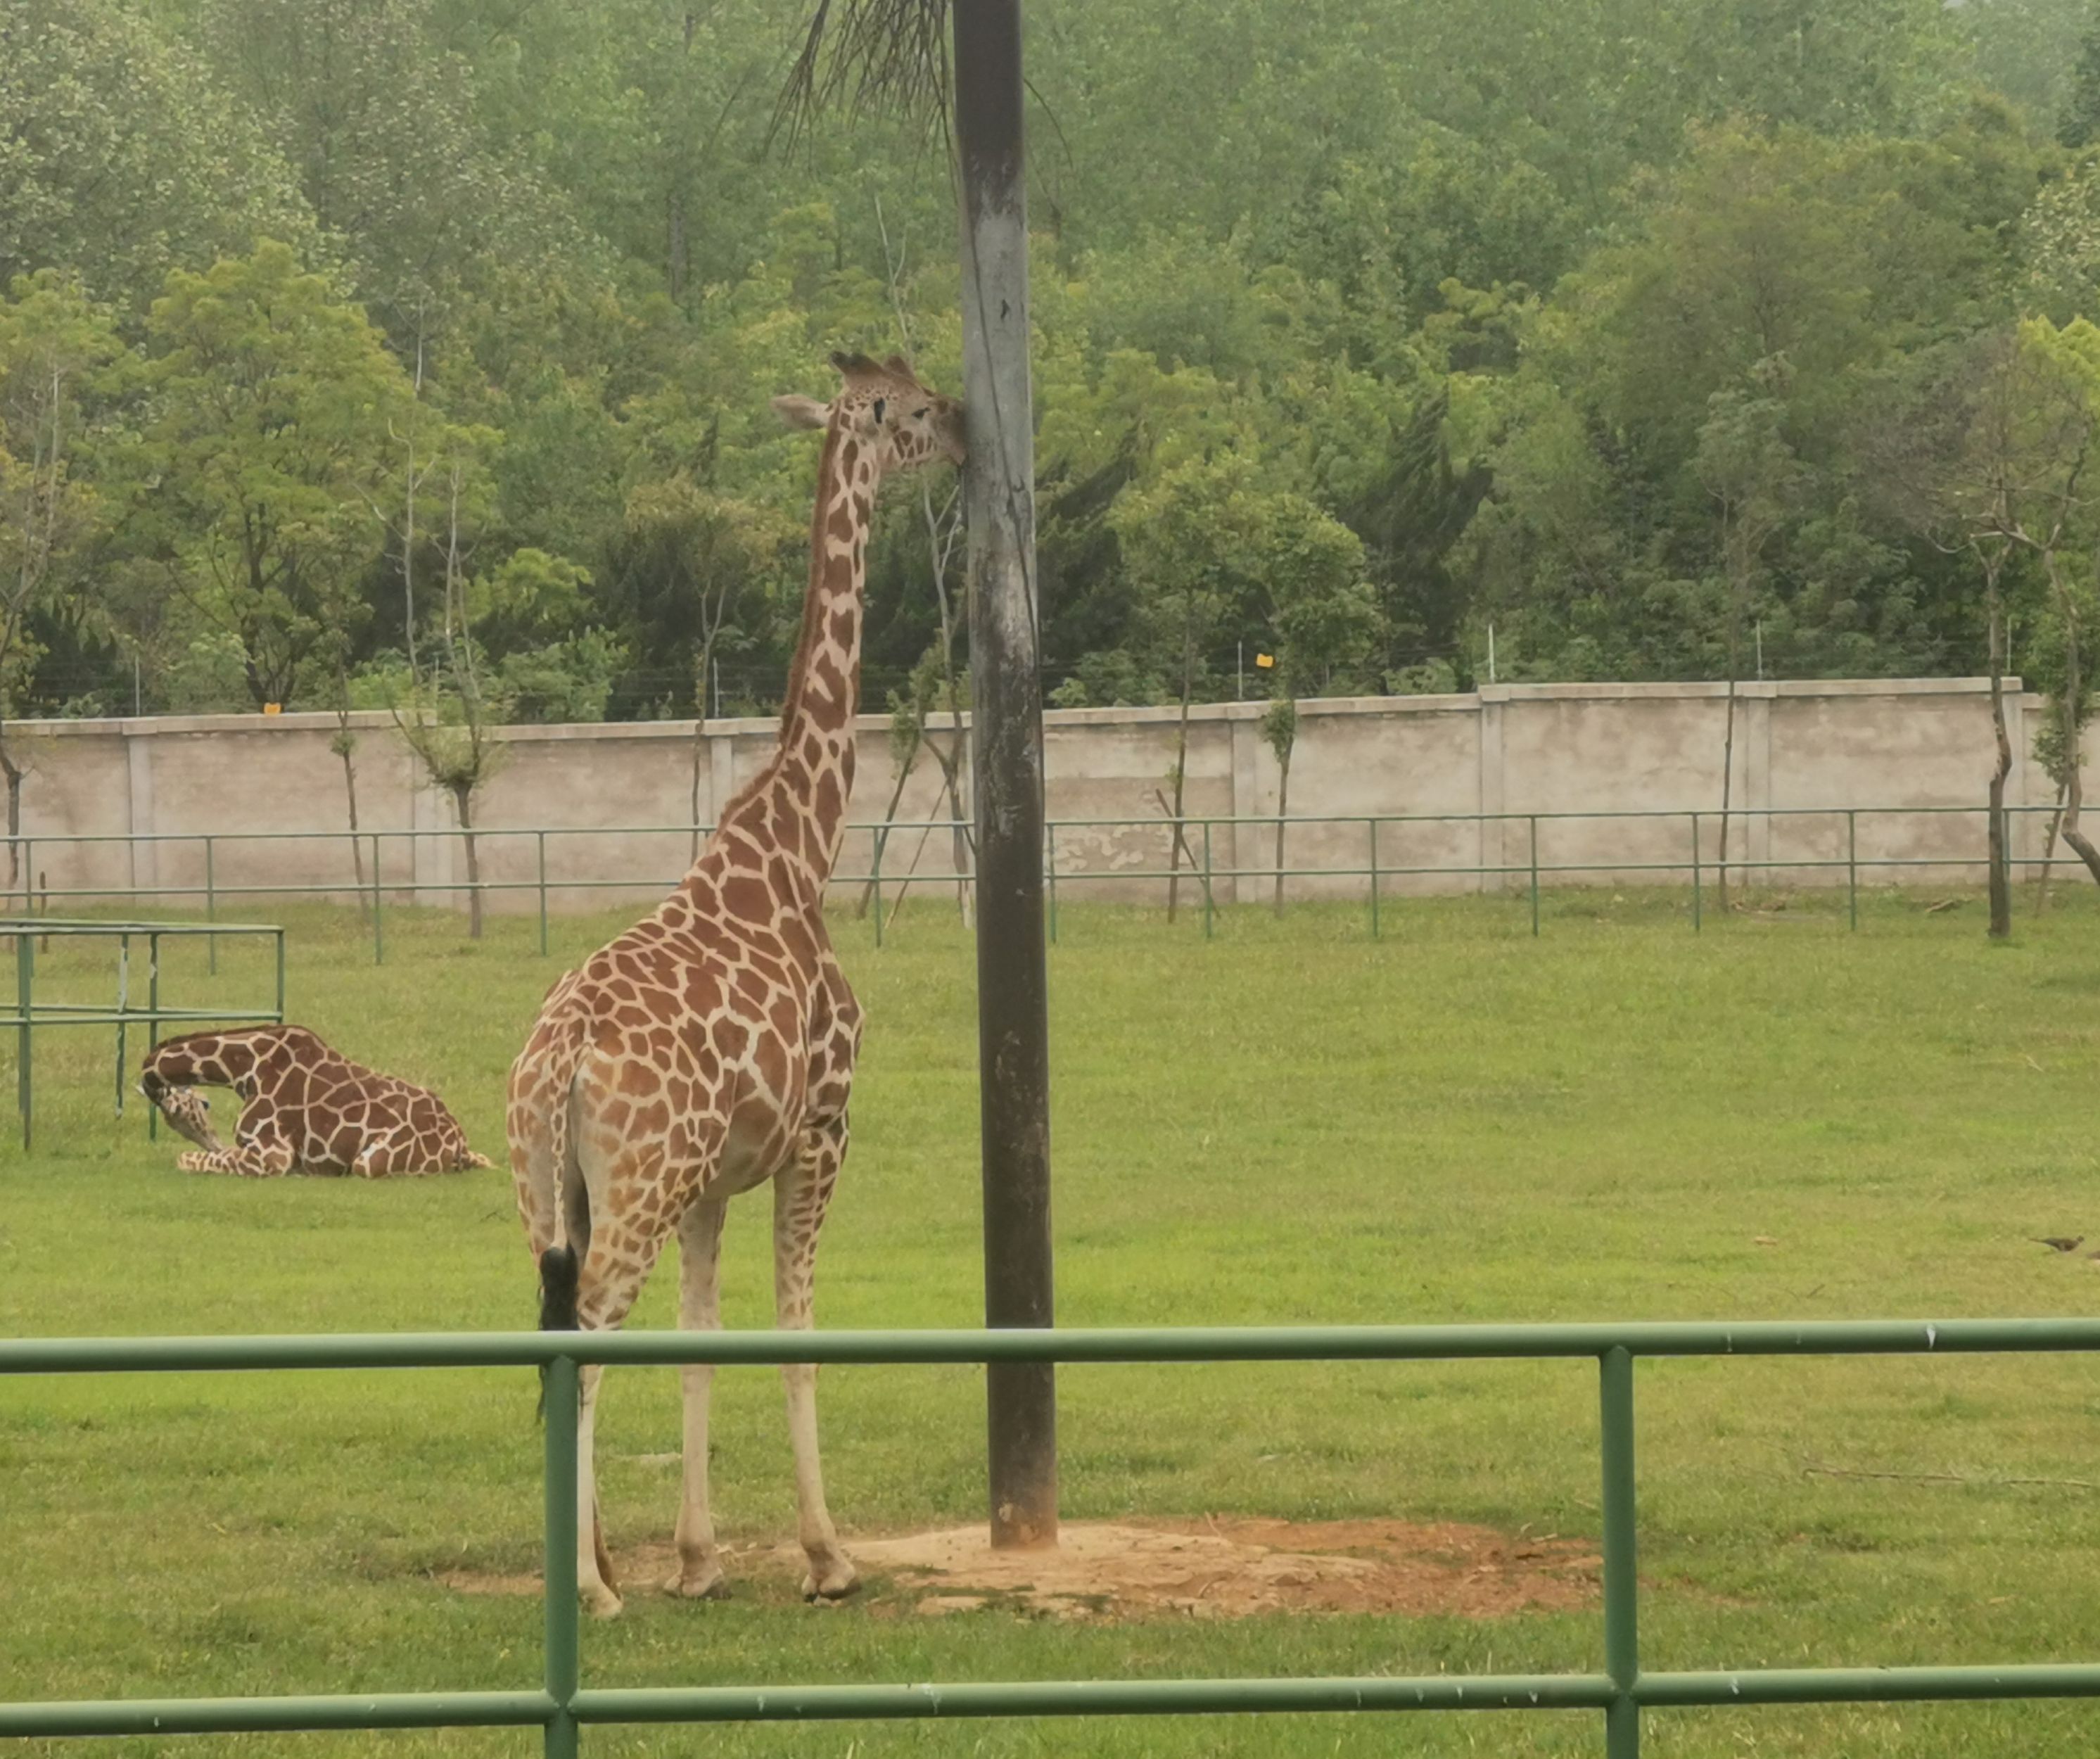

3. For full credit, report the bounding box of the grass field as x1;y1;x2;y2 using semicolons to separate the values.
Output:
5;887;2100;1755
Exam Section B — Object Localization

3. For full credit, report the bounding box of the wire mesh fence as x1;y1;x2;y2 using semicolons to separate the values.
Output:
0;801;2081;958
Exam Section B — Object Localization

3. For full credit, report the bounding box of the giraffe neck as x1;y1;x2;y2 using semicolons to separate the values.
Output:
708;422;872;893
158;1033;262;1098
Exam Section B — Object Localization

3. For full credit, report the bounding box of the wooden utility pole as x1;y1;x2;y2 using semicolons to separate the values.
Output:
954;0;1057;1550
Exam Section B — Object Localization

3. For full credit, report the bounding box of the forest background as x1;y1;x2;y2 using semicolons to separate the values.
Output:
11;0;2100;751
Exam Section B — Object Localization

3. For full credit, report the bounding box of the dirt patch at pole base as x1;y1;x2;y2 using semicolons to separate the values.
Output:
441;1516;1599;1621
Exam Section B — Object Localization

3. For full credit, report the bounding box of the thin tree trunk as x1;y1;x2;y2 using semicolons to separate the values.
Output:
0;735;23;909
1987;581;2013;937
859;724;924;919
338;739;369;925
1151;787;1213;917
2051;593;2100;886
1271;737;1292;917
1719;674;1738;910
2034;779;2066;914
924;485;974;925
1166;626;1193;922
690;633;714;863
452;780;483;940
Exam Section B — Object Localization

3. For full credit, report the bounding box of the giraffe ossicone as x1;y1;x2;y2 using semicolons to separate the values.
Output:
506;350;965;1618
139;1026;491;1178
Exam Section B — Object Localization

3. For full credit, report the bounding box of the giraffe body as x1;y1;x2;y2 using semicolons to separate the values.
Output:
507;353;963;1618
140;1026;492;1178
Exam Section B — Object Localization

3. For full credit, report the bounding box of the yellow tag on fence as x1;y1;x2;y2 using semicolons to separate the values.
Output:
1254;653;1275;669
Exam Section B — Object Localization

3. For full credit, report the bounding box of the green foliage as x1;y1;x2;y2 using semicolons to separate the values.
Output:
0;0;310;306
9;0;2100;716
0;270;127;718
142;241;414;708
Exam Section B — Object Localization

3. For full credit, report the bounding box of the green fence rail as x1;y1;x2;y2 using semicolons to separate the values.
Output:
0;802;2077;958
5;1317;2099;1755
0;919;286;1150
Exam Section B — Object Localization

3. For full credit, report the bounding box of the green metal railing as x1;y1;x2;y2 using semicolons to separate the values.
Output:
4;1318;2099;1754
0;919;286;1150
0;802;2075;958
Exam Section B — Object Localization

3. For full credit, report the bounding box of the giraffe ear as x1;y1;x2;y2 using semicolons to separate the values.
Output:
883;353;914;379
771;394;830;432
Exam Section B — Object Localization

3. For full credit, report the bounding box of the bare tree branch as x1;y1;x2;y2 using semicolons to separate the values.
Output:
774;0;951;152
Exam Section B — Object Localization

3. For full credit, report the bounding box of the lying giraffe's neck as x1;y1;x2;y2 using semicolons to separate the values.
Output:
153;1032;264;1098
707;422;870;895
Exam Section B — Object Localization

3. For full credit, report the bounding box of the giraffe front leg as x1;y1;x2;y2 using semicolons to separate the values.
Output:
176;1137;295;1178
665;1193;730;1601
775;1119;856;1602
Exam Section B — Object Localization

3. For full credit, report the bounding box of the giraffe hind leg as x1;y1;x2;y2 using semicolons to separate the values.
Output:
774;1117;858;1601
667;1190;731;1601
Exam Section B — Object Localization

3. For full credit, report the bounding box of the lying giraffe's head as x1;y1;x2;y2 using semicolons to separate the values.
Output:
772;351;966;476
147;1084;224;1153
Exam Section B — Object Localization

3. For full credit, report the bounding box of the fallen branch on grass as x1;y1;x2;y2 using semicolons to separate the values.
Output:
1800;1459;2095;1491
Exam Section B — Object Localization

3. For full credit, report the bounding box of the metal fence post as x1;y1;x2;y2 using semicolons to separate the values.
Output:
205;838;217;974
543;1350;580;1758
371;835;385;967
16;929;31;1150
1202;821;1215;941
114;933;129;1118
1600;1345;1640;1758
1690;813;1702;934
1529;815;1541;937
146;933;160;1141
1368;818;1380;940
1045;823;1059;946
1847;810;1859;933
537;831;549;958
871;826;885;951
274;929;286;1024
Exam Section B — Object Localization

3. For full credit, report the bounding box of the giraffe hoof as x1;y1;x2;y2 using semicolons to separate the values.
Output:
663;1566;730;1601
802;1558;860;1603
581;1585;625;1620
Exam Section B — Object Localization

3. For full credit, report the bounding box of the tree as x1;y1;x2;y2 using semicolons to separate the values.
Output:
0;272;123;898
1871;334;2043;937
144;241;409;709
608;478;786;852
1254;497;1379;914
2010;319;2100;889
391;453;508;939
2025;578;2096;909
0;0;310;305
1695;378;1806;907
1111;456;1243;922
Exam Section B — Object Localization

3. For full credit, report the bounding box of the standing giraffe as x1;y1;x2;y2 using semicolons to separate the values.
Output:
507;352;965;1617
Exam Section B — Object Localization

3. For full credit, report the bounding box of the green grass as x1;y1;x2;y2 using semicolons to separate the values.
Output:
6;887;2100;1755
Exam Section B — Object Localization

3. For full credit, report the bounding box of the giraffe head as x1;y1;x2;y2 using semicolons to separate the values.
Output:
150;1084;225;1153
772;352;965;478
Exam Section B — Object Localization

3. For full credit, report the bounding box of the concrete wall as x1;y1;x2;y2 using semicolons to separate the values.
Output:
0;678;2057;913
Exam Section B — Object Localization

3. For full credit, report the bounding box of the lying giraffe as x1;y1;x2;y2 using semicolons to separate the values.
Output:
508;353;965;1617
141;1026;492;1178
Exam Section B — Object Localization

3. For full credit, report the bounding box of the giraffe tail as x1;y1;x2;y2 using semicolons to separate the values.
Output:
536;1243;580;1421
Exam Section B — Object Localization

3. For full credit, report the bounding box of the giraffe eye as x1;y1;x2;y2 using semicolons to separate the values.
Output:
912;406;927;419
